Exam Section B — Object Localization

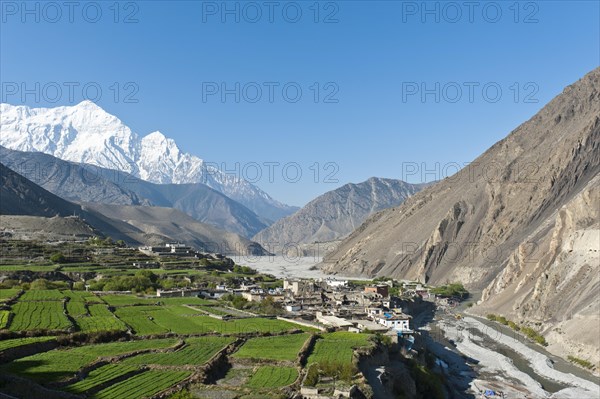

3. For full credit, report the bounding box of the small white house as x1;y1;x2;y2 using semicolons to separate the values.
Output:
365;307;384;318
285;304;302;312
378;314;412;332
316;312;353;329
325;278;348;288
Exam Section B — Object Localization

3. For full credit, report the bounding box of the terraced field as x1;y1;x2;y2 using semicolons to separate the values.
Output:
245;366;298;388
0;336;55;352
193;305;230;316
101;295;211;307
76;304;128;332
62;290;100;302
307;332;373;366
2;338;178;382
19;290;66;301
65;364;140;394
114;306;170;335
92;370;191;399
66;300;88;318
0;288;20;302
100;295;158;307
122;336;234;366
115;305;305;335
9;301;72;331
0;310;10;329
233;333;310;361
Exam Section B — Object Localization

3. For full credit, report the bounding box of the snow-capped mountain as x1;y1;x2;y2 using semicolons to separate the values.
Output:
0;101;297;222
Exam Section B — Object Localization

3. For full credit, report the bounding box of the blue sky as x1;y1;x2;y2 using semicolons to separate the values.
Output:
1;1;599;206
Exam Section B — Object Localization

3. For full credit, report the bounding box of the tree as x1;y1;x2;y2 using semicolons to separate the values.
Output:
50;252;66;263
230;295;248;309
30;279;51;290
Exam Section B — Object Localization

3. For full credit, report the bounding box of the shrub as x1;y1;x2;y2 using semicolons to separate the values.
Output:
303;364;319;387
50;252;66;263
431;283;469;299
507;321;520;331
567;356;594;370
30;279;51;290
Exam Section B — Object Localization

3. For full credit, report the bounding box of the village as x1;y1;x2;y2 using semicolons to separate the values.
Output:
144;244;466;352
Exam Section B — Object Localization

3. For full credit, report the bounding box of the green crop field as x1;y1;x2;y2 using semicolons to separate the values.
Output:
0;310;11;329
2;338;178;382
245;366;298;388
114;306;170;335
0;288;20;301
115;305;305;336
164;304;204;315
100;295;157;307
122;336;233;366
192;305;230;316
158;297;213;306
66;300;88;318
76;304;129;332
9;301;72;331
65;364;140;394
102;295;212;307
233;333;310;361
62;290;100;302
307;332;373;366
0;265;58;272
19;290;66;301
0;336;55;352
92;370;191;399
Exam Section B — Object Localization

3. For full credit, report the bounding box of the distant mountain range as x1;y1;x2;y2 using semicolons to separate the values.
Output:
322;68;600;366
0;101;298;222
0;146;269;238
253;177;426;246
0;163;268;255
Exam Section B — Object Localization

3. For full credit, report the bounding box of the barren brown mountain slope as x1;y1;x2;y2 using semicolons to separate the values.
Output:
322;67;600;365
253;177;424;246
322;68;599;285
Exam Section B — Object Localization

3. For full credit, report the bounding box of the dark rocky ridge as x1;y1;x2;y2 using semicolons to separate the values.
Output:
253;177;425;247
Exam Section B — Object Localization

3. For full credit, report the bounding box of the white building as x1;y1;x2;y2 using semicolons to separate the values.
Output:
324;278;348;288
285;304;302;312
378;314;412;332
316;312;353;329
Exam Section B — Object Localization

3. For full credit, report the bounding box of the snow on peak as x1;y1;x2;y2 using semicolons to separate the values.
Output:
144;130;168;142
74;99;102;109
0;102;292;218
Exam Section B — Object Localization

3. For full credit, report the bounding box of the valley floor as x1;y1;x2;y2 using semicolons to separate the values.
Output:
419;308;600;398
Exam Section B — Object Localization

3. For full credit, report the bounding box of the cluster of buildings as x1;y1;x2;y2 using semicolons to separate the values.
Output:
278;278;417;347
139;243;230;263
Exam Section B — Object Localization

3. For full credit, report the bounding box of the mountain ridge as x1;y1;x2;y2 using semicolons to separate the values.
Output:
0;101;297;222
320;67;600;365
0;163;268;255
253;177;425;247
0;146;270;238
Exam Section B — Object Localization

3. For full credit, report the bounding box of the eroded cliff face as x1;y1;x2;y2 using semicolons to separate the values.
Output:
321;68;600;366
322;68;600;292
476;176;599;367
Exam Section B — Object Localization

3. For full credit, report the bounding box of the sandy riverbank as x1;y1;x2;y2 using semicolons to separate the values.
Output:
437;316;600;398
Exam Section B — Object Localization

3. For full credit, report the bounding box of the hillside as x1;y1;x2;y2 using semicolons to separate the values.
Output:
0;164;267;255
0;101;297;222
0;162;84;218
253;177;424;246
321;68;600;363
0;147;269;237
82;203;267;256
